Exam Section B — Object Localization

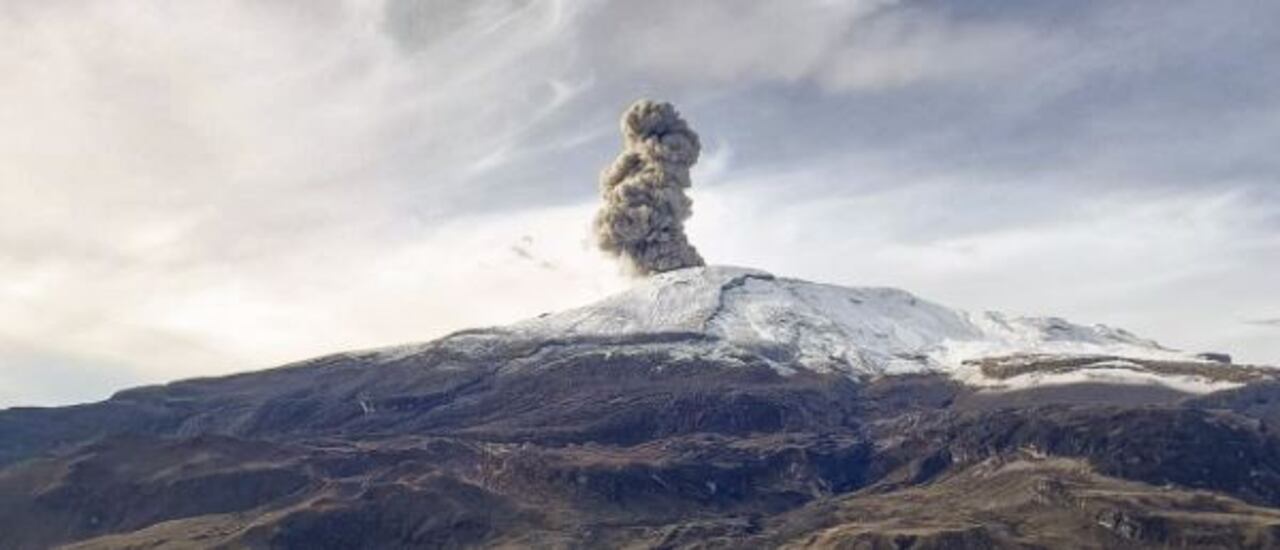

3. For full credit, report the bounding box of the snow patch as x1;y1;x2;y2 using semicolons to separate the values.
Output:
961;366;1243;394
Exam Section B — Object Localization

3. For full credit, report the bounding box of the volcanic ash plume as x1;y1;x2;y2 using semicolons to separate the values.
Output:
593;100;706;276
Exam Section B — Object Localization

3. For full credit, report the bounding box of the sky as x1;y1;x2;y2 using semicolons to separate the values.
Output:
2;0;1278;407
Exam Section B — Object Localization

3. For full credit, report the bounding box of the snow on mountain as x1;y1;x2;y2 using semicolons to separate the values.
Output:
513;266;1171;356
373;266;1240;393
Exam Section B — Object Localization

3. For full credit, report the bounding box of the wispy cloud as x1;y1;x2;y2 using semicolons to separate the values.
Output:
2;0;1278;406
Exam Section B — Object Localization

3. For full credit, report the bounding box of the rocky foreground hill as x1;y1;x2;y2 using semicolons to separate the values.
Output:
2;267;1279;549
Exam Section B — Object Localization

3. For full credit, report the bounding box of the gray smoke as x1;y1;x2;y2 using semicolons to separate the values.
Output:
593;100;706;276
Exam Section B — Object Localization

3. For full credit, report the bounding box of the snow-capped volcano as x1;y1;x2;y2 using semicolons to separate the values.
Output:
4;271;1278;550
371;265;1245;394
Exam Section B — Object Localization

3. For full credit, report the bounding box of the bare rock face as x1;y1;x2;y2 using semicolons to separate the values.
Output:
1;267;1279;549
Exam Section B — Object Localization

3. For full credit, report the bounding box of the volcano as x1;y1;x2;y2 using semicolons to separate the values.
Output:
2;267;1279;549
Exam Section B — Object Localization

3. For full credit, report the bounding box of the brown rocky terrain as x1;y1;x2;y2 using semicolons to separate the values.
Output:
2;355;1279;549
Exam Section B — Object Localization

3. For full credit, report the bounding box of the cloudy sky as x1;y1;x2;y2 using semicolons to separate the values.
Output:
3;0;1278;407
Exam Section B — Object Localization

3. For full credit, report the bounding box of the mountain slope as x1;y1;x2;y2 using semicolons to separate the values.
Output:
1;266;1277;549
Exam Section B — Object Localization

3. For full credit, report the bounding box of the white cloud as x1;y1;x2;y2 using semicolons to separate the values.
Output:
1;0;1278;407
0;0;612;404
